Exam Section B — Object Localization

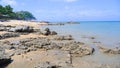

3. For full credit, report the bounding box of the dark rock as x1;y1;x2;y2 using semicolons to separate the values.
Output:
40;28;58;36
90;37;95;39
42;30;51;36
40;28;51;36
44;28;50;32
51;31;57;35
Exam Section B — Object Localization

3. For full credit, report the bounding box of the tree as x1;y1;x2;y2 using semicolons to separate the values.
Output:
15;11;36;20
4;5;13;15
0;5;15;19
0;5;36;20
0;5;4;15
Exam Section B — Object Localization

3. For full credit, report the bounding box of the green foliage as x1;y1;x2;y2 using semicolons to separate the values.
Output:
0;5;13;16
0;5;36;20
15;11;36;20
4;5;13;15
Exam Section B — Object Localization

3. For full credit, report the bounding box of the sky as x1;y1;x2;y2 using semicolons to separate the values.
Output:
0;0;120;21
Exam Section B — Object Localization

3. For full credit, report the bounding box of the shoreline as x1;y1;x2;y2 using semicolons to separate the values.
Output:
0;20;120;68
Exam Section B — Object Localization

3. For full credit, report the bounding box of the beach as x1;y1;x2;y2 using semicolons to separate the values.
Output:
0;20;120;68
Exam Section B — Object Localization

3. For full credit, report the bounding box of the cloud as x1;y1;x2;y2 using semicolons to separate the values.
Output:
0;0;17;6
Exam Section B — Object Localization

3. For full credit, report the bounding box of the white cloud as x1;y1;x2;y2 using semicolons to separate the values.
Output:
0;0;17;6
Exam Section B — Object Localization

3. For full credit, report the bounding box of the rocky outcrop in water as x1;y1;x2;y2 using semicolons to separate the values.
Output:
41;28;51;35
53;35;73;40
0;36;94;57
40;28;57;36
97;45;120;54
61;41;94;57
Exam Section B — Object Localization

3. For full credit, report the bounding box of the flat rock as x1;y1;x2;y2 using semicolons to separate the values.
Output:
61;41;94;57
97;45;120;54
53;35;73;40
0;33;20;40
9;25;34;32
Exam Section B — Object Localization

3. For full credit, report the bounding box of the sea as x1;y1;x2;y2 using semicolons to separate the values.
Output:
41;21;120;47
41;21;120;64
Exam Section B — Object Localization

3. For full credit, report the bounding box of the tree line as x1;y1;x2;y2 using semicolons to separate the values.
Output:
0;5;36;20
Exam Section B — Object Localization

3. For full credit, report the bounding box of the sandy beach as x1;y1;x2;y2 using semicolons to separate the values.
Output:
0;20;48;29
0;20;120;68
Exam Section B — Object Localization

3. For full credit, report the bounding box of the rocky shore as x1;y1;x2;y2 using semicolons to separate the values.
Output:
0;20;120;68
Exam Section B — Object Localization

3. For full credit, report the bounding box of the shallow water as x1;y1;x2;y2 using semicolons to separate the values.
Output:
42;21;120;47
41;21;120;64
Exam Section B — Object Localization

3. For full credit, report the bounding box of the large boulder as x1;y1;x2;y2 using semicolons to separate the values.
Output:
9;25;34;32
44;28;50;32
41;30;51;36
41;28;57;36
40;28;51;36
